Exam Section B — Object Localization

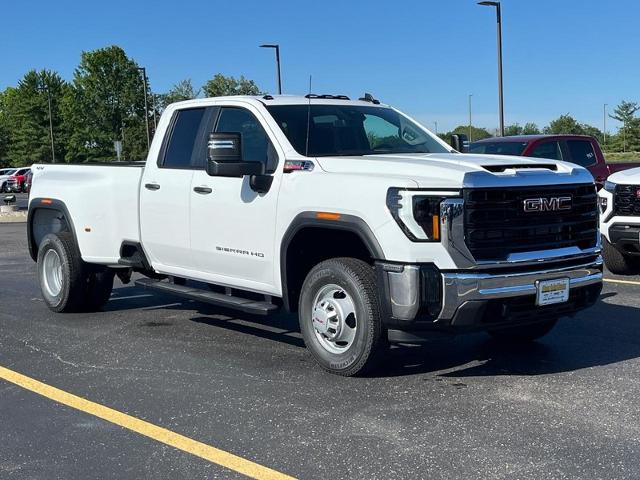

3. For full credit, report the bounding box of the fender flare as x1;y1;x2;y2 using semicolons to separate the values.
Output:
279;212;385;311
27;198;78;262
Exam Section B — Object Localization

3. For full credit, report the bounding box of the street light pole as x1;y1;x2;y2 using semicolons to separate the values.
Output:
478;1;505;136
260;44;282;94
38;84;56;163
603;104;607;145
433;121;438;135
468;94;473;141
138;67;151;151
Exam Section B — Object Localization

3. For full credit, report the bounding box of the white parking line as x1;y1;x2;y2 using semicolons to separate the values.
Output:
604;278;640;286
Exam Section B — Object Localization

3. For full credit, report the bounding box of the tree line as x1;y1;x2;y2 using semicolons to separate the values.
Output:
440;100;640;152
0;45;261;167
2;44;640;167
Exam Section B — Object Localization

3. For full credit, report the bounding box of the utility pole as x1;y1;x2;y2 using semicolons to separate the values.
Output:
433;121;438;135
38;84;56;163
468;94;473;141
260;44;282;94
138;67;151;151
603;104;607;145
478;1;505;136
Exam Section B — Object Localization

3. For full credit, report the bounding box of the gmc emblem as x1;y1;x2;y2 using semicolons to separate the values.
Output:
523;196;572;212
636;187;640;199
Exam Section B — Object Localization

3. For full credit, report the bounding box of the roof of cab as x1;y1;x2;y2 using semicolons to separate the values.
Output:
471;134;595;144
171;94;388;108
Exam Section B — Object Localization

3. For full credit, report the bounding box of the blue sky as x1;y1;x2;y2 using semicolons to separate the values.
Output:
2;0;638;133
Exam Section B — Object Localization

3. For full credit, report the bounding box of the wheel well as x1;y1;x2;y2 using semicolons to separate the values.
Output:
284;227;374;312
28;207;74;261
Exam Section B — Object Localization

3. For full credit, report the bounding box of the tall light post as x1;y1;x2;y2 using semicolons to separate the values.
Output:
468;94;473;141
433;121;438;135
137;67;151;151
260;44;282;94
38;84;56;163
478;1;505;136
603;104;607;145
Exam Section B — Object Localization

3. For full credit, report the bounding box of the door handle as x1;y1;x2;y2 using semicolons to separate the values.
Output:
193;186;213;194
145;183;160;191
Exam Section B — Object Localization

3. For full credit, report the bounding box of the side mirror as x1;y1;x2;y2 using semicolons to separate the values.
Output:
207;132;264;177
450;134;469;153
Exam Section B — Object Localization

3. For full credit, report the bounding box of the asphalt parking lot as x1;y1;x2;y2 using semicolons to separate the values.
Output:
1;222;640;479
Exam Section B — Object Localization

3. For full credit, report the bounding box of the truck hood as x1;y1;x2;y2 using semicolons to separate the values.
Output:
315;153;594;188
607;165;640;184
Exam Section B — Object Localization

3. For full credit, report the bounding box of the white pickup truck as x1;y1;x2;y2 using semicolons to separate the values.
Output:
28;94;603;376
599;167;640;274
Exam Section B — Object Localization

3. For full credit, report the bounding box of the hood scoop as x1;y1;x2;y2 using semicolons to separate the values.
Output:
483;163;557;173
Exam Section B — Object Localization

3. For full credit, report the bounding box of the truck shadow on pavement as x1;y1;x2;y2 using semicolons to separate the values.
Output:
106;288;640;379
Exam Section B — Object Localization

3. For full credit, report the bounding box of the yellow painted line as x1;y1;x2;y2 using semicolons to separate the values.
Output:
0;365;295;480
604;278;640;286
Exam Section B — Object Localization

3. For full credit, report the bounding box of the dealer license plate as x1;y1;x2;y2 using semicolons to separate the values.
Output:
536;278;570;306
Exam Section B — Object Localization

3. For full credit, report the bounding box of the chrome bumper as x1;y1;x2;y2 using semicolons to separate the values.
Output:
439;257;603;320
381;257;603;324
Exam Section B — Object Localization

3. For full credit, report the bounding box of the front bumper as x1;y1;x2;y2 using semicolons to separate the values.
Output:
609;224;640;255
377;257;603;331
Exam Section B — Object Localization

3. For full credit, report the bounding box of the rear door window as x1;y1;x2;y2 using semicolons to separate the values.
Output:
565;140;597;167
529;141;563;161
161;107;217;169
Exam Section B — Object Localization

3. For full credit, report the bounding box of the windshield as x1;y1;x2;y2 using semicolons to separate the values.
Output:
266;104;449;157
469;141;528;156
1;169;17;176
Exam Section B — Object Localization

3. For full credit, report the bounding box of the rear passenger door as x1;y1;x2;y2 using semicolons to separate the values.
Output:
140;106;217;270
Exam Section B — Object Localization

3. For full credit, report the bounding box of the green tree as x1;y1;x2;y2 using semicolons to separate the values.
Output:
452;125;492;142
522;122;540;135
0;89;10;166
2;70;68;166
544;114;584;134
504;123;523;136
159;79;200;108
202;74;261;97
608;100;640;152
63;46;147;162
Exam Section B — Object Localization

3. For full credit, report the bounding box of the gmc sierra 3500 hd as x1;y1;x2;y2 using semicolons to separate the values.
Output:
28;94;603;376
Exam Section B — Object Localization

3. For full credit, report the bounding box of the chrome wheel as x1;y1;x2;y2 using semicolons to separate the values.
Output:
311;284;357;354
42;249;63;297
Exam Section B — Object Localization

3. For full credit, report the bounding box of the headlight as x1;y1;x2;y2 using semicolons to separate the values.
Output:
604;180;617;193
387;188;451;242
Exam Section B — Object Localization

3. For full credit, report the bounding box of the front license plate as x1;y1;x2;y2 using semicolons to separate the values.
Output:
536;278;570;306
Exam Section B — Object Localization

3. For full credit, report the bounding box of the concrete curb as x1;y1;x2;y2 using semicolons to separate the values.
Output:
0;211;27;223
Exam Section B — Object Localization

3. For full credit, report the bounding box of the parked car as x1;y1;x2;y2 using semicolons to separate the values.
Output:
598;166;640;274
28;95;602;376
0;168;17;192
6;167;31;193
23;170;33;194
469;135;640;188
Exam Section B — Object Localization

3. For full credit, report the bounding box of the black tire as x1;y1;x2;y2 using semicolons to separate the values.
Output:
602;236;640;275
488;319;557;343
0;182;5;193
37;232;88;313
298;258;385;376
84;267;115;311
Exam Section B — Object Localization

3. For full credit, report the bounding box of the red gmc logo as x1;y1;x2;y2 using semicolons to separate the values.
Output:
636;187;640;199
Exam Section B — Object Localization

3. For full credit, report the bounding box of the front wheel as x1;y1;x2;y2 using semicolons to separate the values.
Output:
488;319;557;343
602;236;640;275
298;258;385;376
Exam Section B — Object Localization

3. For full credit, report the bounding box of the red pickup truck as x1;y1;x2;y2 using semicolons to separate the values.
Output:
469;135;640;188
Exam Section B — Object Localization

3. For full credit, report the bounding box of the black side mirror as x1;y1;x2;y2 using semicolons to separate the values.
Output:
207;132;264;177
450;134;469;153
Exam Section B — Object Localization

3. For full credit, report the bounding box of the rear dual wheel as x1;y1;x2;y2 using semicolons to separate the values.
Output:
37;232;114;313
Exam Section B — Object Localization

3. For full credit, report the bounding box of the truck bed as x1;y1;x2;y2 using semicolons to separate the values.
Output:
29;163;145;265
